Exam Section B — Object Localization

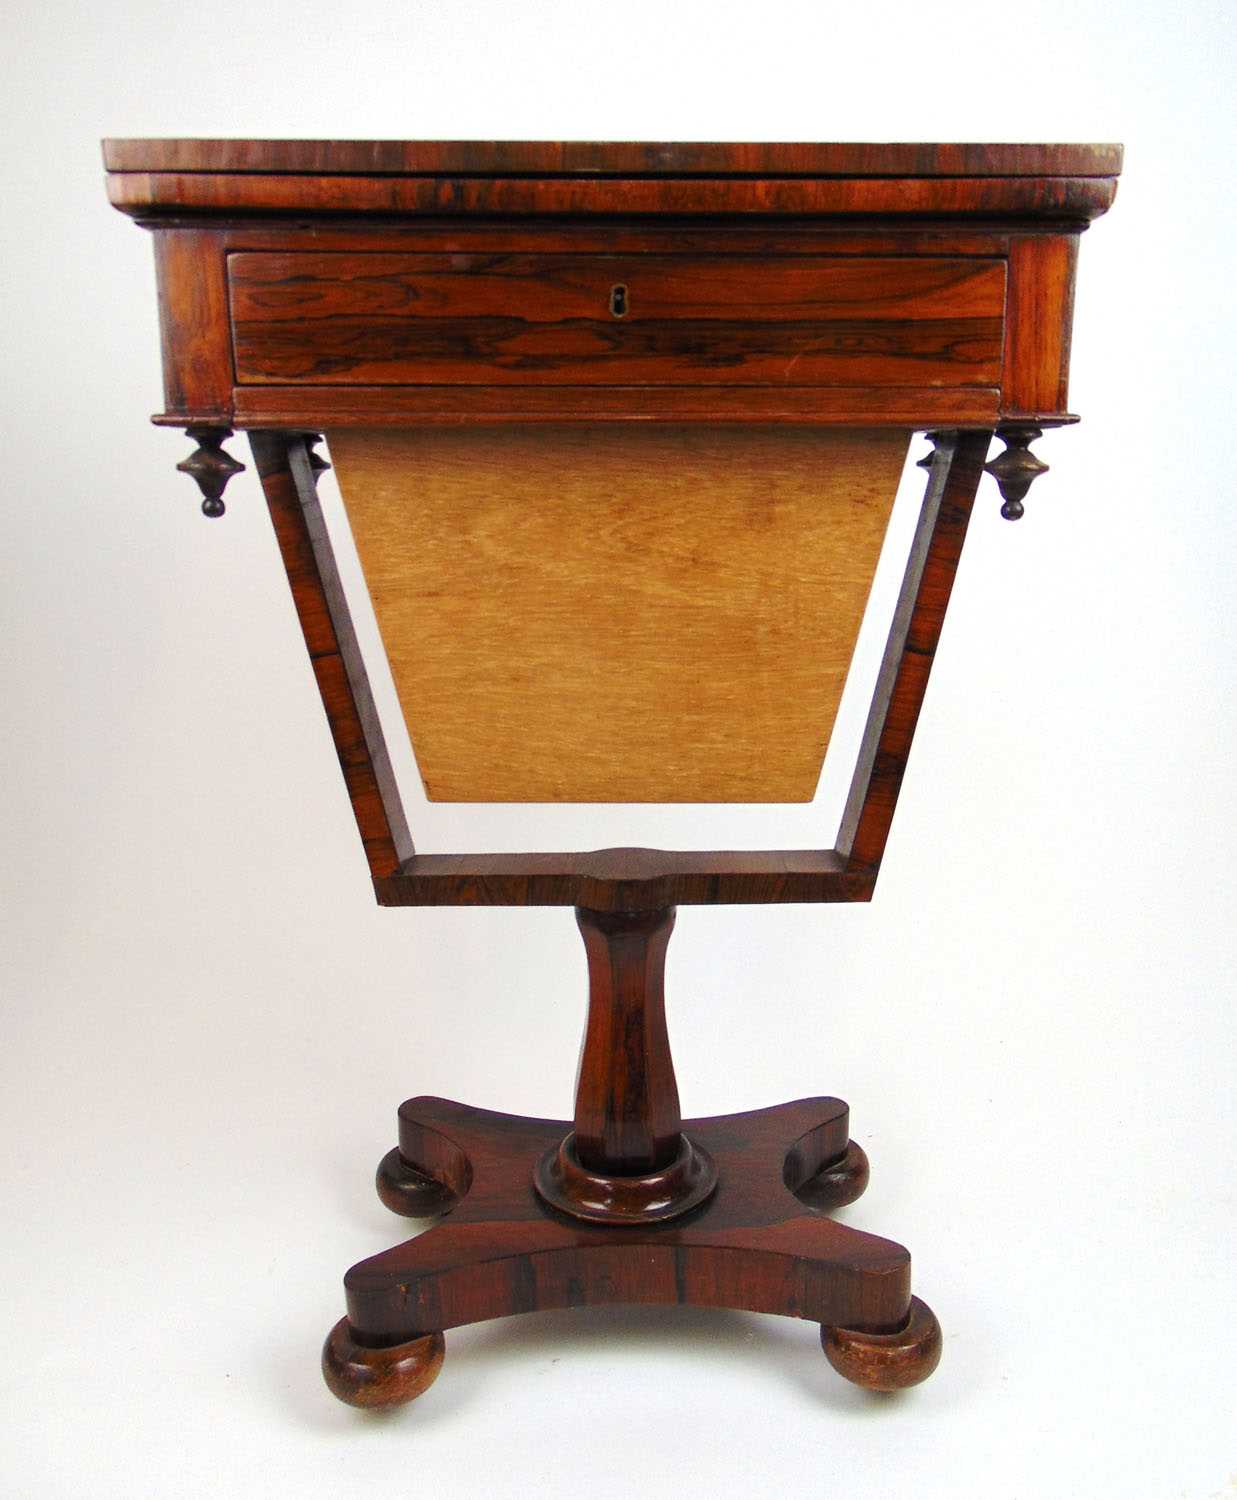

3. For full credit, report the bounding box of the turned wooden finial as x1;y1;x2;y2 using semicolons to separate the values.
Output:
985;425;1049;520
177;426;245;518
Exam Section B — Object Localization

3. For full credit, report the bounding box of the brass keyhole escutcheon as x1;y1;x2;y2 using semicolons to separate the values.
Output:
609;283;628;317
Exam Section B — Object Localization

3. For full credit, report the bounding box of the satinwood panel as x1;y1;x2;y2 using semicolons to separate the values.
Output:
329;425;907;802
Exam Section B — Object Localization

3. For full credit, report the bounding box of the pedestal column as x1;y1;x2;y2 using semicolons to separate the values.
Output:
533;906;718;1223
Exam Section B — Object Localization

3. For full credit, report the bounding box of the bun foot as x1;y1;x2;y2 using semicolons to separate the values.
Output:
375;1148;458;1218
322;1319;445;1410
793;1140;870;1212
821;1296;942;1392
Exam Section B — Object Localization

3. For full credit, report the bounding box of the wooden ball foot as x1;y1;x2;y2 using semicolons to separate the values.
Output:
821;1296;942;1391
793;1140;870;1212
375;1148;457;1217
322;1319;445;1410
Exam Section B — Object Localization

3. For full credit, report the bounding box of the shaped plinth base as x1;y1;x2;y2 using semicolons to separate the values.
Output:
325;1095;938;1409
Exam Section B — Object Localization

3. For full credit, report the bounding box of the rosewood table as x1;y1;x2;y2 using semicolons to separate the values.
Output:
103;139;1121;1408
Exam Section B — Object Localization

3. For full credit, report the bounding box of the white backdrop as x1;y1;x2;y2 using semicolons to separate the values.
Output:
2;3;1234;1497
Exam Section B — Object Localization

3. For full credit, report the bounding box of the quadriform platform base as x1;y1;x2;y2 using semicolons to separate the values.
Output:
102;139;1120;1411
324;908;940;1409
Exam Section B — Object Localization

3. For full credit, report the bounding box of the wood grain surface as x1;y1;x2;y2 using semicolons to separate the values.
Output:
229;252;1005;389
250;433;414;876
102;138;1123;179
229;383;1002;430
1001;234;1078;415
329;424;907;802
571;906;681;1173
345;1095;910;1341
107;171;1118;222
152;229;232;421
838;430;990;867
373;846;871;910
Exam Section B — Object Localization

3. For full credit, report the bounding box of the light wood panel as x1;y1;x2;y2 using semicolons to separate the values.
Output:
329;425;907;802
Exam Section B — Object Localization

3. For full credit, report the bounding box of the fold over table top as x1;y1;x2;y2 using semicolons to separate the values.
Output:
103;139;1121;221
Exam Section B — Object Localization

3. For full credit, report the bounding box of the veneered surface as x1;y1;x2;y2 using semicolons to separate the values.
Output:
330;424;907;802
102;139;1123;178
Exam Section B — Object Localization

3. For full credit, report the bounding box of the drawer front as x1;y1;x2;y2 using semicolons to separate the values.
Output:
228;252;1005;388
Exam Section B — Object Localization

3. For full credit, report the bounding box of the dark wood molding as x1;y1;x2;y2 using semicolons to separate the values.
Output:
372;847;870;911
837;429;990;869
109;170;1118;224
249;431;413;879
102;138;1123;180
229;384;1003;431
147;221;1021;257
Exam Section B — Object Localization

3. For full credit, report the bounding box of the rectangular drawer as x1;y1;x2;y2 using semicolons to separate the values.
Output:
228;252;1005;388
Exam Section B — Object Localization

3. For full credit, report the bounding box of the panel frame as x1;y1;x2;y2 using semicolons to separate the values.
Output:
249;427;990;910
142;221;1086;431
